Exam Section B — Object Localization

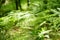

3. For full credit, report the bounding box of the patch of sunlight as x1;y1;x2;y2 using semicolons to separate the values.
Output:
21;3;27;10
1;17;10;25
38;30;52;37
32;2;40;6
3;0;10;5
23;13;31;18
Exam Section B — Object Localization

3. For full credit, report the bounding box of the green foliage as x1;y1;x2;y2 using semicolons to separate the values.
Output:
0;0;60;40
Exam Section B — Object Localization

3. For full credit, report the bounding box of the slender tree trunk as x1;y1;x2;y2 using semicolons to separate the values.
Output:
27;0;30;7
15;0;22;10
18;0;22;11
0;0;5;8
27;0;30;9
15;0;19;10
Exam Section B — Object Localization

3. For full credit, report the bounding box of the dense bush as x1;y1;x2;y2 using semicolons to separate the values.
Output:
0;0;60;40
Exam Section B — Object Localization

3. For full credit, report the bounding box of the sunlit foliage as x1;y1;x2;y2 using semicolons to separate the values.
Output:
0;0;60;40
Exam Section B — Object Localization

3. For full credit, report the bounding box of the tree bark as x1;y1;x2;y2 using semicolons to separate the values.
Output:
15;0;22;10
